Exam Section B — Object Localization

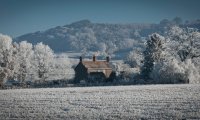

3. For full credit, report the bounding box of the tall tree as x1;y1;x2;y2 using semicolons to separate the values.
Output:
16;41;33;83
33;42;54;82
0;34;16;87
142;33;164;80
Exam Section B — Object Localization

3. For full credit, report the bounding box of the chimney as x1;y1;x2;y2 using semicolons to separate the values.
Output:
93;55;96;62
106;56;110;62
80;56;82;62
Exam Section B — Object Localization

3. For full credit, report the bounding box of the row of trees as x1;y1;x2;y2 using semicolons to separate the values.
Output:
0;34;73;88
125;26;200;84
1;25;199;87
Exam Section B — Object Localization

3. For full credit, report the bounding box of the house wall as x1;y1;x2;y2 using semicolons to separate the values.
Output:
74;63;88;82
88;69;112;78
88;72;106;82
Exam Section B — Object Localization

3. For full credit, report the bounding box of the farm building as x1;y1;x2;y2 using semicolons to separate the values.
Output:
74;55;113;82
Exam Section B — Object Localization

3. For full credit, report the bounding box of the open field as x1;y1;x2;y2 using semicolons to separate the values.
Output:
0;84;200;119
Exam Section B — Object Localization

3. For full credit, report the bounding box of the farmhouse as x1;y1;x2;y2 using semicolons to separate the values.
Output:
74;55;113;82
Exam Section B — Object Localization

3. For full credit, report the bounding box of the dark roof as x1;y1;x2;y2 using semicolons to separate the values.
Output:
82;61;112;69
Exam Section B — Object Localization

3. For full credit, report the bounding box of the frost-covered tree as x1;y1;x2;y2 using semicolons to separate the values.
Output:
166;26;200;61
125;47;144;68
33;42;54;82
149;26;200;84
16;41;33;83
51;53;74;80
0;34;16;87
0;34;13;68
0;34;75;87
142;33;165;79
150;55;200;84
150;55;187;84
162;26;200;83
111;62;131;80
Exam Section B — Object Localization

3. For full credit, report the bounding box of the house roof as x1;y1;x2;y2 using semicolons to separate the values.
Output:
81;61;112;69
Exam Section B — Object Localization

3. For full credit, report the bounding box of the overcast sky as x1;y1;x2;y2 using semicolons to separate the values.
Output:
0;0;200;37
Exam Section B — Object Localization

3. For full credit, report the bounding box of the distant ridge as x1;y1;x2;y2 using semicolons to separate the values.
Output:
14;19;200;53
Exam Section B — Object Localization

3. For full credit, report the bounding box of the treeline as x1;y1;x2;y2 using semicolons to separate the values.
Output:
0;34;74;88
1;18;200;88
123;26;200;84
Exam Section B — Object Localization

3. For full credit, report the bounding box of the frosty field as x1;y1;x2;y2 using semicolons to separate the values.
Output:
0;84;200;120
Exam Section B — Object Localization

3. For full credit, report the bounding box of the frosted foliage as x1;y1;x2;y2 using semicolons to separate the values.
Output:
118;38;134;50
148;27;200;84
32;43;74;81
106;41;117;54
0;34;12;51
184;59;200;84
16;41;33;82
168;26;184;37
111;62;130;76
150;58;186;84
191;32;200;57
34;43;54;64
145;33;165;61
34;43;54;58
151;54;200;84
33;43;54;80
0;34;74;85
167;26;200;61
0;34;13;64
163;26;200;83
71;27;97;51
0;34;14;86
126;48;144;68
50;54;74;80
142;33;165;78
18;41;33;59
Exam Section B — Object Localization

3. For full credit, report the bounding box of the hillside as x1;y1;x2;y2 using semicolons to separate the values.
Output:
14;20;158;53
0;84;200;119
14;19;200;54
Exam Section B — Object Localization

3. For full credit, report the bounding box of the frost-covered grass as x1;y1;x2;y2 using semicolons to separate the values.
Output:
0;84;200;119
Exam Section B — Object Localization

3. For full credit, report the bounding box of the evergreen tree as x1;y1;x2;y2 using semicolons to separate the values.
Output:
142;33;164;80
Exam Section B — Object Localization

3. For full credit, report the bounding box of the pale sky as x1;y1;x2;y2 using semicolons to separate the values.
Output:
0;0;200;37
